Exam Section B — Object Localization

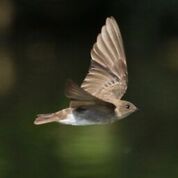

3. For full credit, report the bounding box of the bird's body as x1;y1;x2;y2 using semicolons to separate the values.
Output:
37;106;117;126
60;107;116;126
34;17;137;126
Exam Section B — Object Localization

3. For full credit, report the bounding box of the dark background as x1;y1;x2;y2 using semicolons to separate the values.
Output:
0;0;178;178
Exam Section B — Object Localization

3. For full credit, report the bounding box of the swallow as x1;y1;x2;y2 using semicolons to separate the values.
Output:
34;17;137;126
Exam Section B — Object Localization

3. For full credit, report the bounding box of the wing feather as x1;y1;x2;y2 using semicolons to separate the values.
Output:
81;17;128;103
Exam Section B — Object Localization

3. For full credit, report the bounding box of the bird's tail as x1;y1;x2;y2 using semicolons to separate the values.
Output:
34;108;71;125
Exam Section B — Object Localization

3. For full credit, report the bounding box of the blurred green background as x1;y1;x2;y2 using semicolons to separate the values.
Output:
0;0;178;178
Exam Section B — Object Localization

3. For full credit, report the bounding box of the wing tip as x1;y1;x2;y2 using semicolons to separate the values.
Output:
65;79;75;96
106;16;117;23
65;79;80;99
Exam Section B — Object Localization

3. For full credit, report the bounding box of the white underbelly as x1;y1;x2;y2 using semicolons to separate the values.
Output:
58;113;97;126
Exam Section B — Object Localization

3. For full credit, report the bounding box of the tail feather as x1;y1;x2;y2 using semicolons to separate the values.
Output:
34;113;59;125
34;108;71;125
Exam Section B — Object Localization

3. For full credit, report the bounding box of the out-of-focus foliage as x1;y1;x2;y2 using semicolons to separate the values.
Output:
0;0;178;178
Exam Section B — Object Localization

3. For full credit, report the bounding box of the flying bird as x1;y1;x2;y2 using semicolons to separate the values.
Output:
34;17;137;126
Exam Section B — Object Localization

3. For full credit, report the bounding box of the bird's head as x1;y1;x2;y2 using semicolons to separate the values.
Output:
115;100;138;120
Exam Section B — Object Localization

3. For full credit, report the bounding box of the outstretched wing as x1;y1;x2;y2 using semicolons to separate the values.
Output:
65;80;115;111
81;17;128;104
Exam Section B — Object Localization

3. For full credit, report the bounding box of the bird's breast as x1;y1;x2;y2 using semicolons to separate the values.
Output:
58;108;116;126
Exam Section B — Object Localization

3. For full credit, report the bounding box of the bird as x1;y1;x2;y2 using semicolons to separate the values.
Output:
34;16;137;126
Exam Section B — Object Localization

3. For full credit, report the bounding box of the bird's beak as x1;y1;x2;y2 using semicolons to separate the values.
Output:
134;106;139;112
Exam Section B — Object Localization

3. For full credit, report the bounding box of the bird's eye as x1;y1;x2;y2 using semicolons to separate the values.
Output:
126;104;130;109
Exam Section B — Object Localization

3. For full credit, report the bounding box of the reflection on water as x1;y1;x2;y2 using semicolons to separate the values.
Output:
56;126;120;177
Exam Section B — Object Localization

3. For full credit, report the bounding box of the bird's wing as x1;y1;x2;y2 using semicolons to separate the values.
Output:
81;17;128;103
65;80;115;111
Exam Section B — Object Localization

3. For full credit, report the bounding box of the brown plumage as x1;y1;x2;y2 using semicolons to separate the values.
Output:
82;17;128;105
34;17;137;126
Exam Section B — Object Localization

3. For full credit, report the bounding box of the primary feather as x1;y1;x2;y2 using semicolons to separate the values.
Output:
81;17;128;104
